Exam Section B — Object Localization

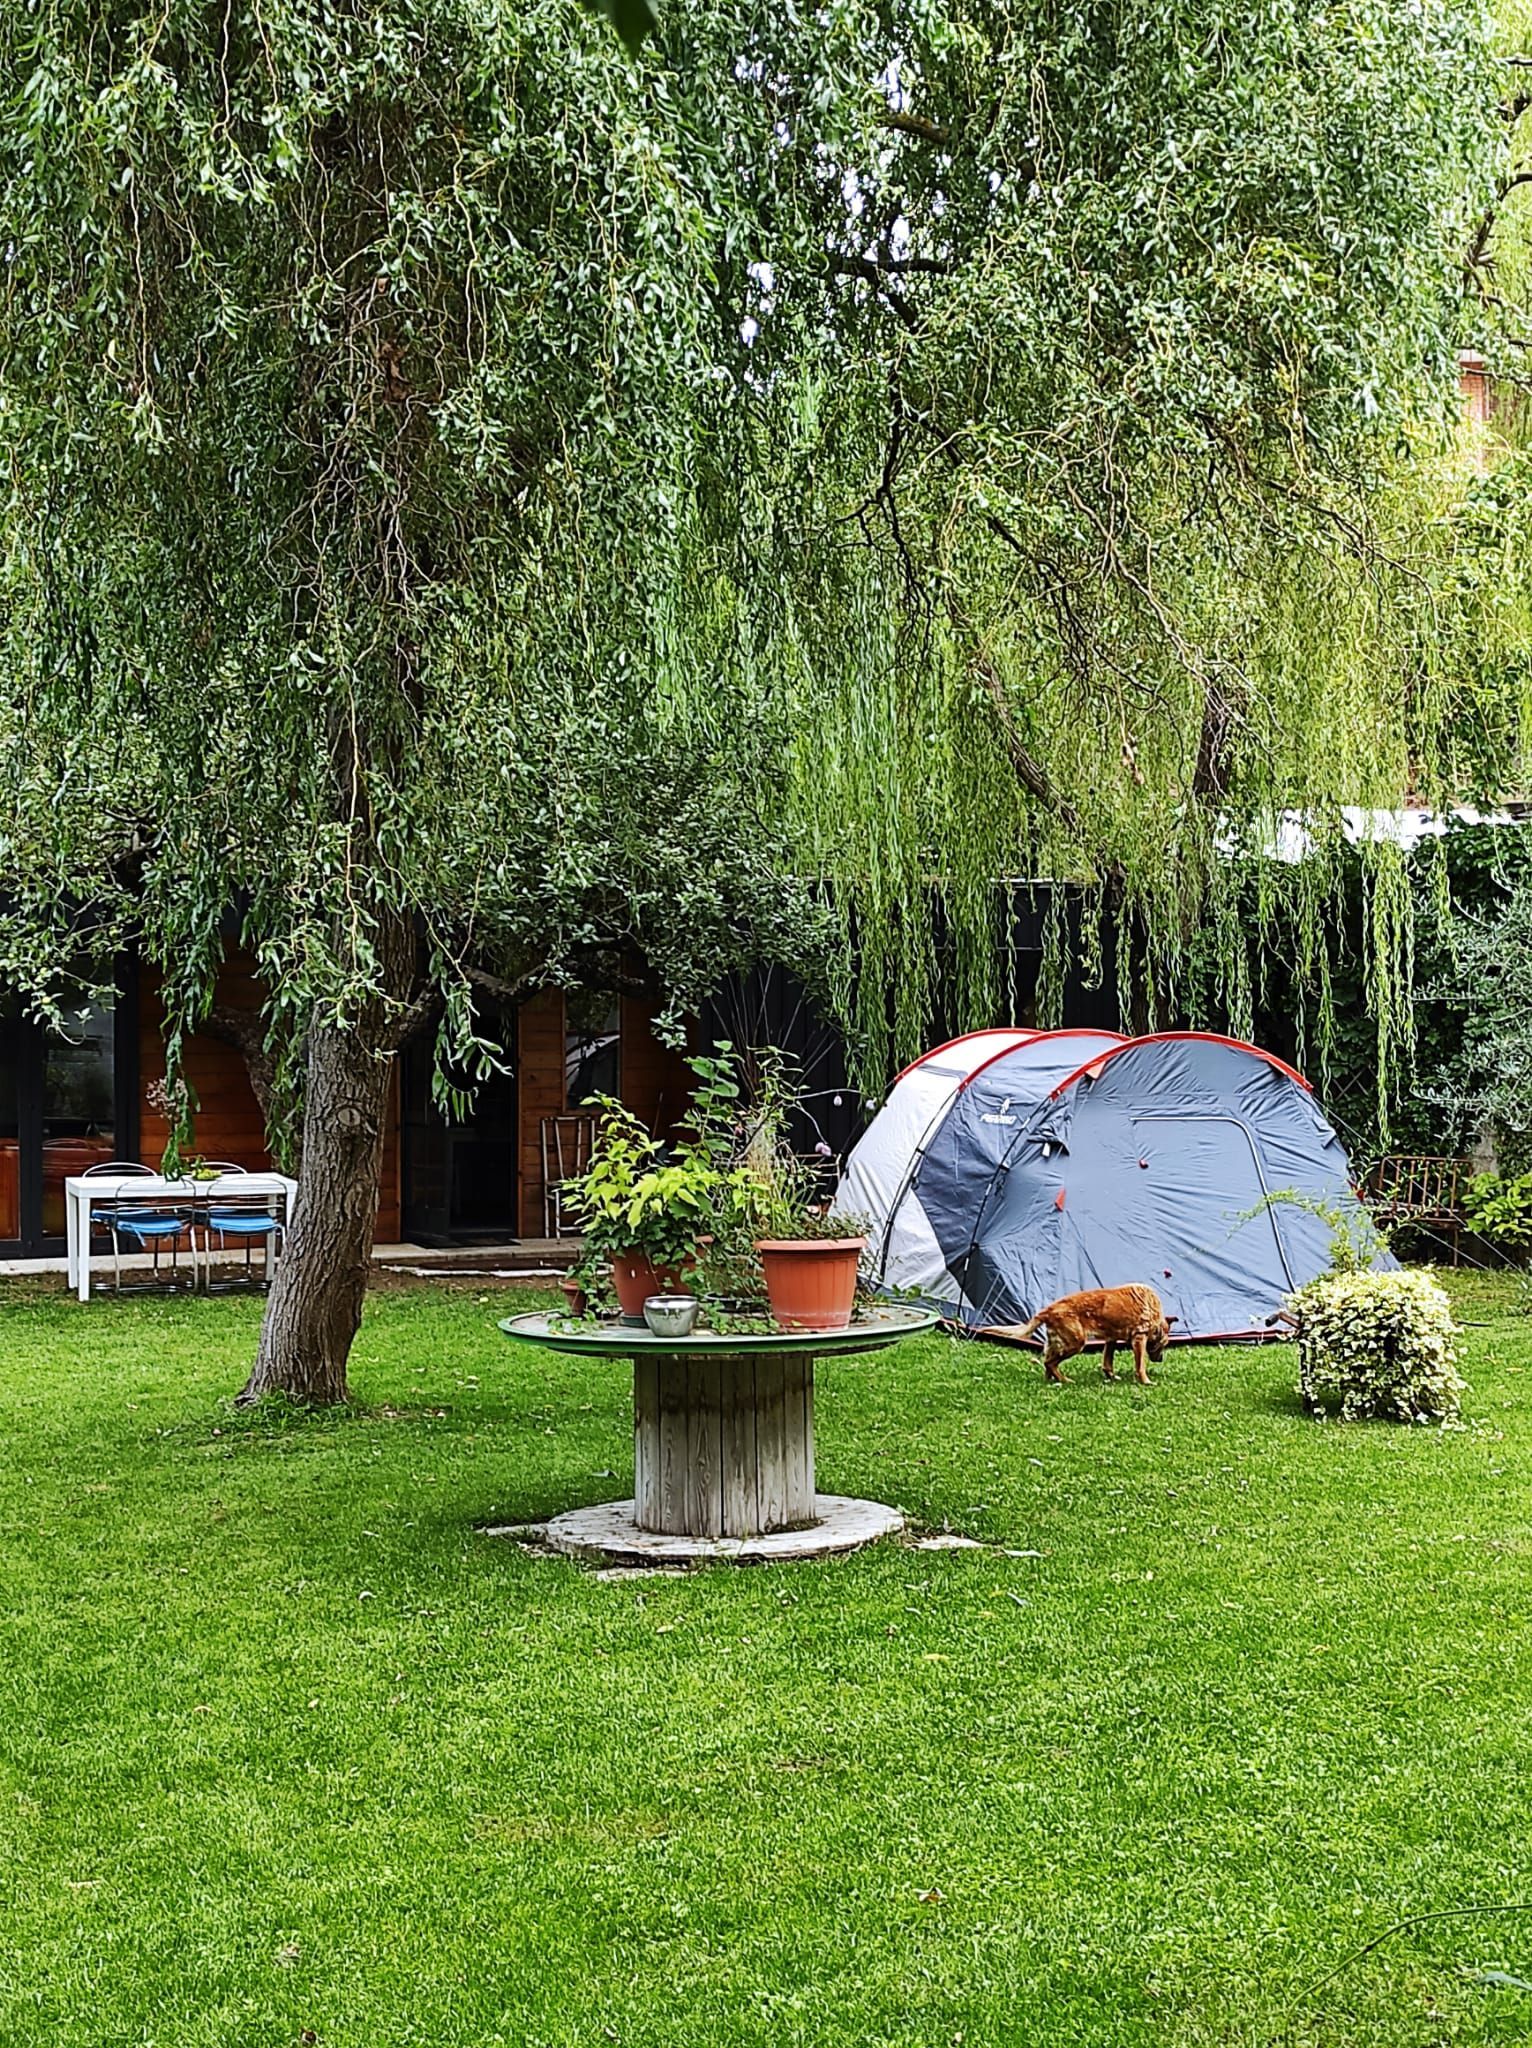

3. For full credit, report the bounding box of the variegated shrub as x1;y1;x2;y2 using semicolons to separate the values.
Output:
1288;1271;1464;1425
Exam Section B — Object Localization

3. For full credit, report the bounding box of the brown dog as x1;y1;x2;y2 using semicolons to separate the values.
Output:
997;1285;1174;1384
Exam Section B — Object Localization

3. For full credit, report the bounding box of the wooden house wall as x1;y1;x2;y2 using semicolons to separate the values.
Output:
516;989;566;1237
514;989;694;1238
136;964;693;1246
135;963;401;1241
620;993;694;1143
138;961;272;1172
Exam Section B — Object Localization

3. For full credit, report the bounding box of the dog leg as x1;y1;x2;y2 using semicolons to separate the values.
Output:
1132;1332;1151;1385
1046;1331;1085;1384
1100;1340;1117;1380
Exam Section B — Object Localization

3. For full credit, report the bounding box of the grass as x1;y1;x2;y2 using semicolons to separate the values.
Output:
2;1271;1531;2048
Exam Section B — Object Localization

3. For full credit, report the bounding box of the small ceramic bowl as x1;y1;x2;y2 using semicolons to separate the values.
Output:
643;1293;700;1338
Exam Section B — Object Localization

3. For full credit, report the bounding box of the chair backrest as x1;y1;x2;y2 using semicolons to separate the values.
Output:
540;1114;595;1186
82;1161;154;1178
197;1162;249;1175
1364;1155;1463;1213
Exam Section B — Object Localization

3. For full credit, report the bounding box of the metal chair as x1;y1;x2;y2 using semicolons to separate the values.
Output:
196;1168;286;1291
1361;1154;1468;1263
540;1114;595;1237
82;1162;194;1293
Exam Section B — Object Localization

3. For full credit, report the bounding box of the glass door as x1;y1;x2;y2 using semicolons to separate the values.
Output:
41;1002;118;1239
401;1005;519;1247
0;993;122;1256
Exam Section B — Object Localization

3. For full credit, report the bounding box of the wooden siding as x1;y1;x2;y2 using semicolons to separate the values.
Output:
514;990;695;1236
138;961;272;1172
136;965;694;1246
517;989;566;1237
136;962;402;1240
620;993;694;1142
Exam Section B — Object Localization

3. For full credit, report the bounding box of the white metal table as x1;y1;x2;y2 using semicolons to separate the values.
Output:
64;1171;298;1301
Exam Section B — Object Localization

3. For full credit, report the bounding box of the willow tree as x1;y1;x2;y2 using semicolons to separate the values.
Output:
0;0;1506;1401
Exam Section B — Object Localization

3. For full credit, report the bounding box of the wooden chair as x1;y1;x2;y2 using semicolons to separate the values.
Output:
540;1114;595;1238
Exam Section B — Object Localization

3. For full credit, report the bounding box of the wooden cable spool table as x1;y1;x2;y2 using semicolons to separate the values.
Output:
497;1305;938;1563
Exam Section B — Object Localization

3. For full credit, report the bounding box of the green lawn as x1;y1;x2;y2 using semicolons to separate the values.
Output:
2;1274;1531;2048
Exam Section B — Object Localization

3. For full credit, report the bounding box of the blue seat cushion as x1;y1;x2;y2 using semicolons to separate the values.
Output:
113;1214;186;1240
207;1213;279;1235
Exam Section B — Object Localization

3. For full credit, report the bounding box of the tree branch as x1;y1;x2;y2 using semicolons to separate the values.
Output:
881;108;950;145
949;606;1084;840
1466;168;1532;276
827;253;952;284
463;962;538;1010
201;1004;291;1158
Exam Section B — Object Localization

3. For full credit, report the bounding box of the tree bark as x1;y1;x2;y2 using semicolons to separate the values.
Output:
238;912;414;1405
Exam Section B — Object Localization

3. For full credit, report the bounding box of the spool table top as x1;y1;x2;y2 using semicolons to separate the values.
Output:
497;1302;939;1359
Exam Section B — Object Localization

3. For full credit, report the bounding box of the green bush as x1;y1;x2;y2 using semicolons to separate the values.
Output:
1288;1269;1464;1424
1463;1171;1532;1253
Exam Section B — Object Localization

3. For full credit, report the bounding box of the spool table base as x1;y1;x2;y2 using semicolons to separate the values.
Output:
541;1493;904;1566
636;1351;833;1539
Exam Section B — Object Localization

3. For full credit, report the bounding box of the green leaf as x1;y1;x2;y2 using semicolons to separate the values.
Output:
590;0;658;57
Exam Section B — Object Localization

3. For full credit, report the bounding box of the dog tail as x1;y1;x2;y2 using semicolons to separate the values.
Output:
993;1300;1060;1345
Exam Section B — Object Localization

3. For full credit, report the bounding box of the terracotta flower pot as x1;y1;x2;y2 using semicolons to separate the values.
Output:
610;1248;695;1322
756;1237;867;1332
560;1275;589;1318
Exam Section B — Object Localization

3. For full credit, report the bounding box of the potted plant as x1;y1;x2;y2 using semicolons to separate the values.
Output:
708;1048;866;1332
565;1100;718;1322
752;1188;867;1333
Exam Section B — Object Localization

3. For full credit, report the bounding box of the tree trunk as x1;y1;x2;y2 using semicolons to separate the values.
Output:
238;915;414;1405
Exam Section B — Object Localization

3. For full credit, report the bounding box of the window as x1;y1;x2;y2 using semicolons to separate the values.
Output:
41;1001;117;1236
0;990;120;1250
565;992;620;1107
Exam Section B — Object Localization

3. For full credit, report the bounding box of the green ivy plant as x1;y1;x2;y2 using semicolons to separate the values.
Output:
1287;1269;1465;1425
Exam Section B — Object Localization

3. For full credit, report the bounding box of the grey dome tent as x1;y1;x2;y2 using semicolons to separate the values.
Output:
835;1029;1390;1341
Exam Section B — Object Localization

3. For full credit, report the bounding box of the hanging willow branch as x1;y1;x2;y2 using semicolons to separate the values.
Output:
0;0;1517;1131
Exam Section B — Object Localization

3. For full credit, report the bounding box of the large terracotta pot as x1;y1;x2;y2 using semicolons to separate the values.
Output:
610;1248;695;1322
756;1237;867;1332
